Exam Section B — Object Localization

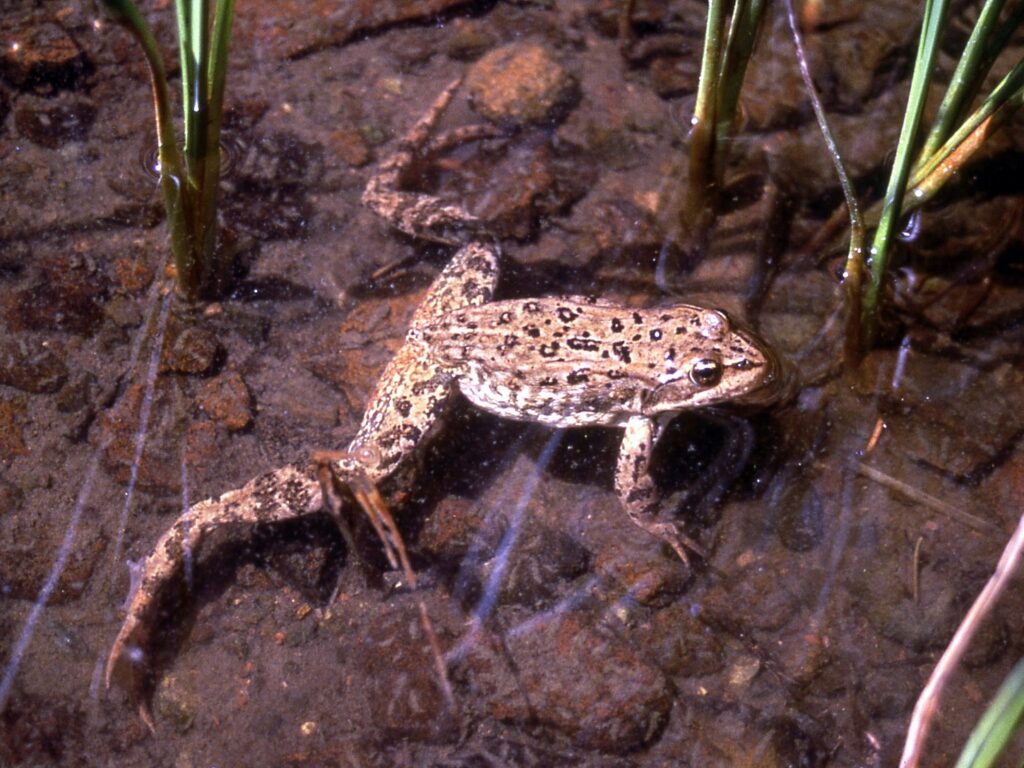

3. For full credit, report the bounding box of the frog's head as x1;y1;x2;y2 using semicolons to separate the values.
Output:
642;308;790;413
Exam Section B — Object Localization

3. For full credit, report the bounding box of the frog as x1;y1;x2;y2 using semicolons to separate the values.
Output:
105;78;788;721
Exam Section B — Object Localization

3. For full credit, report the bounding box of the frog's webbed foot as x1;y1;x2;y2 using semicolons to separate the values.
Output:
362;78;500;247
105;464;323;723
615;416;707;566
313;451;457;710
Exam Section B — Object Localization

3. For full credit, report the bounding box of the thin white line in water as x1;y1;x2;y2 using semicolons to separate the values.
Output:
448;431;563;662
0;454;100;710
110;289;173;568
891;334;911;391
0;280;171;714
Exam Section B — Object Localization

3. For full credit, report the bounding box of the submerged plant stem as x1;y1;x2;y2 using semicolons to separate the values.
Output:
861;0;950;347
783;0;865;364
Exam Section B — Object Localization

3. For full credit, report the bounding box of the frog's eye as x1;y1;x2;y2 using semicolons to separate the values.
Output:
690;358;723;387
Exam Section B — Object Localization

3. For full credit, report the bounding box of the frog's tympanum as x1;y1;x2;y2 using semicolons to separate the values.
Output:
106;80;788;717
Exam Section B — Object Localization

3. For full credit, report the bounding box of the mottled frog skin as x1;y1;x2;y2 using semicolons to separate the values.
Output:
106;79;788;718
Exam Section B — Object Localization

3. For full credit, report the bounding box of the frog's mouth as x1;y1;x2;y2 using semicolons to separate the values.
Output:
730;328;796;408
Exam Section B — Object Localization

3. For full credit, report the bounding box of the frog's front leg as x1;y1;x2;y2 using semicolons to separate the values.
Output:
614;416;705;565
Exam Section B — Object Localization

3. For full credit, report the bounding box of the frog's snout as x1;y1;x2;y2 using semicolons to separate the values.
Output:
734;327;796;407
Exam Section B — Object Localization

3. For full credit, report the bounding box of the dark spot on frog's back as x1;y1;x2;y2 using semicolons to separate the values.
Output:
525;325;541;338
557;307;578;323
539;342;560;357
539;376;558;386
396;399;412;417
650;329;662;341
567;337;599;352
611;318;624;333
612;341;631;363
633;312;643;325
566;369;589;384
498;311;513;325
524;301;541;313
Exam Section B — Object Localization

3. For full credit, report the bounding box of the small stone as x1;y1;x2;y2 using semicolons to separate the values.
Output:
356;597;459;742
14;94;97;149
4;255;107;335
446;19;496;61
474;611;672;753
465;42;578;127
163;325;222;375
55;371;97;413
103;295;143;328
0;338;67;394
155;675;198;733
648;55;700;98
111;255;156;294
197;371;253;431
328;127;371;168
0;20;91;92
0;398;28;460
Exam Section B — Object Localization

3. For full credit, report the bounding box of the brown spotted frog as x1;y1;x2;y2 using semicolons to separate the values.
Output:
106;79;788;717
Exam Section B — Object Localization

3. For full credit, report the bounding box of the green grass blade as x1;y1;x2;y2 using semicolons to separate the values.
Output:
197;0;235;292
713;0;766;185
919;0;1006;160
688;0;727;202
99;0;196;297
911;58;1024;198
174;0;194;154
954;658;1024;768
861;0;950;346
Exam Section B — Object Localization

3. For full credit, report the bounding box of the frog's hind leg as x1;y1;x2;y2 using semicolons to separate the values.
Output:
106;464;323;720
614;416;706;566
362;78;495;246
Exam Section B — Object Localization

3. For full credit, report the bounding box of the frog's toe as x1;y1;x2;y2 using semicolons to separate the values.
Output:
106;610;159;733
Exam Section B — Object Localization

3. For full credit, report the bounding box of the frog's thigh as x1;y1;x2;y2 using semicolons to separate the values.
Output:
615;416;693;563
349;340;455;479
410;241;500;329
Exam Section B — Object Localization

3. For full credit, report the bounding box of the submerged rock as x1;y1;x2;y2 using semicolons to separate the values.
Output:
0;19;91;92
466;42;578;127
14;94;97;149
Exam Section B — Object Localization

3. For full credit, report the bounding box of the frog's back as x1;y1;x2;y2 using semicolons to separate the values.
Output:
417;296;778;427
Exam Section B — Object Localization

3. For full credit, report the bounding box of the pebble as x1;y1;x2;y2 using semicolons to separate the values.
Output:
465;42;578;127
163;325;223;376
14;94;97;149
0;338;67;393
0;19;90;92
473;611;673;753
197;371;253;431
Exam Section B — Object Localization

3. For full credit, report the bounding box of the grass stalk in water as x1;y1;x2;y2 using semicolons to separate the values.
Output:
99;0;236;302
953;657;1024;768
860;0;1024;347
673;0;766;265
860;0;949;347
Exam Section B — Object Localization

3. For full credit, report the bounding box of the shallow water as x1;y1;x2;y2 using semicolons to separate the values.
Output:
2;1;1024;766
